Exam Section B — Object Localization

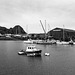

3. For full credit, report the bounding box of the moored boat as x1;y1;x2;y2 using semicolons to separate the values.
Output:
18;50;26;55
56;40;74;45
69;40;74;45
36;39;56;45
56;41;69;45
25;45;42;56
23;39;33;44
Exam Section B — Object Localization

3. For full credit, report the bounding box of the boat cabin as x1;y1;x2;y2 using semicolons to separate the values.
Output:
27;46;36;49
26;46;37;51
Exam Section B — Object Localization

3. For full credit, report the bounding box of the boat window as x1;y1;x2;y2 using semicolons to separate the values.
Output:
32;47;34;49
28;47;31;49
28;46;36;49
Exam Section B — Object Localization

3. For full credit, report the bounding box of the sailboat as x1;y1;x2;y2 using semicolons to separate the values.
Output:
36;20;56;45
68;39;74;45
57;25;74;45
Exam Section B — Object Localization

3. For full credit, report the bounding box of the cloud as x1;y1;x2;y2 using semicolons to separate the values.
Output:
0;0;75;33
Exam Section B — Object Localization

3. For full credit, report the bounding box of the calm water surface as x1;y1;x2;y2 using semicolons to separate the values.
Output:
0;41;75;75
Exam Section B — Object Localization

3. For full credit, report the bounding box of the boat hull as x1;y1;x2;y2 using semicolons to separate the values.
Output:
69;42;74;45
27;53;41;57
18;51;26;55
37;42;56;45
25;50;42;56
25;50;42;53
57;41;74;45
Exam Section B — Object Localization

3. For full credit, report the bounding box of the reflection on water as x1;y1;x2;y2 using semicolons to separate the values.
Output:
0;41;75;75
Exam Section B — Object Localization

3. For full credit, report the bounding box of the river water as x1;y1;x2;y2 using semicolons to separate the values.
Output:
0;41;75;75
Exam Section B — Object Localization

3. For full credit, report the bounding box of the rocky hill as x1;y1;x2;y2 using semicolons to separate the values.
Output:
0;25;27;34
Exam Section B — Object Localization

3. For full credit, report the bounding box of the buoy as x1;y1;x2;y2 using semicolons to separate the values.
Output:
45;53;50;56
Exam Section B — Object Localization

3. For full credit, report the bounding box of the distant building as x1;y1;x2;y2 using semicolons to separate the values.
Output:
28;33;45;40
47;27;75;41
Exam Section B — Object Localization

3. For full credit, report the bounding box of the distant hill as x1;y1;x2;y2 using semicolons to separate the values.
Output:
0;25;27;34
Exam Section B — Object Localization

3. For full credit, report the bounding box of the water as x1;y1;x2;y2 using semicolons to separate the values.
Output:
0;41;75;75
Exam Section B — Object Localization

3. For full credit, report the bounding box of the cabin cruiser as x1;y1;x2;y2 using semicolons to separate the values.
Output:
18;46;42;56
25;46;42;56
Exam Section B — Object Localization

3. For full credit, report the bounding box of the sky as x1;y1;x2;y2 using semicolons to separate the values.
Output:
0;0;75;33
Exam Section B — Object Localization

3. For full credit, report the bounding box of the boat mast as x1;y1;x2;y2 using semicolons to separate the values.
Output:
45;20;47;40
63;25;65;41
40;20;46;40
45;20;46;34
48;24;50;35
40;20;46;34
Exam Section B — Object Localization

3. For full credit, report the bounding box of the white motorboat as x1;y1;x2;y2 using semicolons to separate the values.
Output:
25;45;42;56
18;50;26;55
56;41;69;45
36;39;56;45
57;40;74;45
24;39;33;44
